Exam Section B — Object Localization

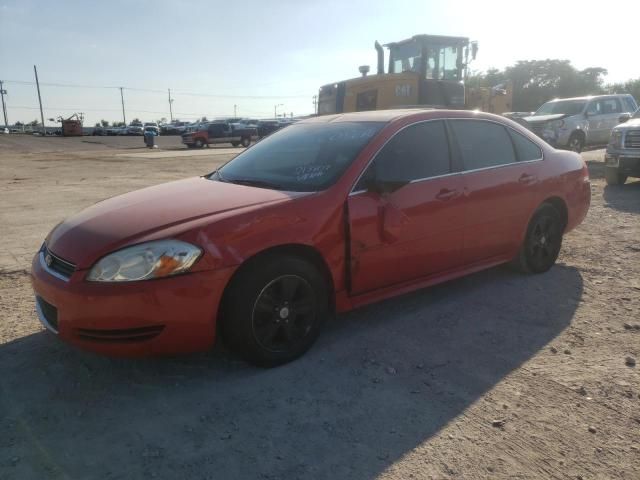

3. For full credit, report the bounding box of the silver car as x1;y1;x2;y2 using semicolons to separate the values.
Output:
524;94;638;152
604;108;640;185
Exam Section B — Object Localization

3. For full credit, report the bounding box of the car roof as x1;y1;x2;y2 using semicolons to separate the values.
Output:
545;94;630;103
298;108;506;125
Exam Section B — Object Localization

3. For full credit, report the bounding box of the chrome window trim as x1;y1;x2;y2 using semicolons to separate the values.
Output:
348;117;545;197
39;250;72;282
35;297;59;334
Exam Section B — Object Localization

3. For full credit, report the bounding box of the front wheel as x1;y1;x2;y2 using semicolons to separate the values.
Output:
221;255;328;367
194;138;205;148
513;204;563;274
605;166;627;186
567;133;584;153
241;137;251;148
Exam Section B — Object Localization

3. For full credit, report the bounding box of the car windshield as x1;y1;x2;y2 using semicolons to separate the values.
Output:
534;100;586;116
213;122;384;192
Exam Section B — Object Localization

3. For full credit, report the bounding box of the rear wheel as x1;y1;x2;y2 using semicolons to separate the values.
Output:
605;166;627;185
231;142;240;147
567;132;584;153
221;255;328;367
513;204;563;274
241;137;251;148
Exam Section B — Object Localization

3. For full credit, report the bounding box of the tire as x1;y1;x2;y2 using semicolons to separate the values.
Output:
567;132;584;153
241;137;251;148
512;203;563;274
221;254;329;367
605;166;627;186
231;142;240;147
194;138;205;149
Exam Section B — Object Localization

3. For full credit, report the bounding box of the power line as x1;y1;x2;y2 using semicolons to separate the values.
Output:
3;79;310;99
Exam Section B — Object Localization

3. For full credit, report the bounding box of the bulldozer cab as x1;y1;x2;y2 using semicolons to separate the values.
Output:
318;34;474;115
386;35;470;81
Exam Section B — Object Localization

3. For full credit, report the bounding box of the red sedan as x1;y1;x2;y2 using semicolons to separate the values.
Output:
31;109;590;366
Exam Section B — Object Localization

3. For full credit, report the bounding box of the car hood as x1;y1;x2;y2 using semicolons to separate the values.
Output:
523;113;569;124
46;177;305;268
613;118;640;130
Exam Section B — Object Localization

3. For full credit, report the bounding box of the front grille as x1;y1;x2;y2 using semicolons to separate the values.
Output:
36;296;59;331
75;325;165;343
624;130;640;149
42;245;76;279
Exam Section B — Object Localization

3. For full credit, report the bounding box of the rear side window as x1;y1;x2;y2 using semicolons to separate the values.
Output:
508;129;542;162
450;120;516;170
372;120;451;183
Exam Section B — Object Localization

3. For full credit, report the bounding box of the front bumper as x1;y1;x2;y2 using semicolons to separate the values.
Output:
31;251;235;357
604;151;640;176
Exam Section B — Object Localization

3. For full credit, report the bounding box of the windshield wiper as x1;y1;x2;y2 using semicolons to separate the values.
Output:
226;178;284;190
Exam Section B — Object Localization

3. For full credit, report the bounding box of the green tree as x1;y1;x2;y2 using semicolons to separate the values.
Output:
101;119;109;127
29;119;39;126
468;59;609;111
607;78;640;106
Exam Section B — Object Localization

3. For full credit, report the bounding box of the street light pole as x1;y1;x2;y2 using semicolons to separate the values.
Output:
168;88;173;122
33;65;46;135
274;103;283;118
119;87;126;125
0;80;8;127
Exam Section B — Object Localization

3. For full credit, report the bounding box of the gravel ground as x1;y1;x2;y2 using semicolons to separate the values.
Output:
0;135;638;480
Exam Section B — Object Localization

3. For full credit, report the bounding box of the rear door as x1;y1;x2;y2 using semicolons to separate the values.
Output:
347;120;466;295
448;119;543;264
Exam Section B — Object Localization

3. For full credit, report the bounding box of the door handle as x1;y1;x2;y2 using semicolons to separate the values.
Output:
435;188;459;201
518;173;537;185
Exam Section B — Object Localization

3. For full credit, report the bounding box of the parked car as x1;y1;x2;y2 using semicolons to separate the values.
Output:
92;126;106;136
524;94;638;152
604;108;640;185
257;119;283;139
161;121;189;135
143;122;160;136
31;109;590;366
181;121;257;148
124;122;144;136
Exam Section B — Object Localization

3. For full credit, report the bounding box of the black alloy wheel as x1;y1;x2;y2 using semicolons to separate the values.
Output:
252;275;316;353
515;204;563;273
221;255;328;367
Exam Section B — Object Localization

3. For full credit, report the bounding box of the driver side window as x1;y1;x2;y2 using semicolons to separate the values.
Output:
355;120;451;191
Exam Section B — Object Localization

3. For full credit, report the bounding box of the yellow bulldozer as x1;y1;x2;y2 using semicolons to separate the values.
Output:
318;34;512;115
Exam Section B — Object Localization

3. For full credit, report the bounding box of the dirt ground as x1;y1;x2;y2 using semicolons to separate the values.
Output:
0;134;638;480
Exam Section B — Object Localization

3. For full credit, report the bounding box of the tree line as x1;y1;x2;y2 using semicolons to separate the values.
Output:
467;59;640;112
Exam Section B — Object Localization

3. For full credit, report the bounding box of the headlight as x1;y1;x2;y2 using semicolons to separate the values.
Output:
87;239;202;282
548;119;565;129
609;130;623;148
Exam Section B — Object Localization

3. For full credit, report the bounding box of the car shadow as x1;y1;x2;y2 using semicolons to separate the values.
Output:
0;265;582;479
603;180;640;214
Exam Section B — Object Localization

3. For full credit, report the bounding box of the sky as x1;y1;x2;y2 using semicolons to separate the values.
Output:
1;0;638;126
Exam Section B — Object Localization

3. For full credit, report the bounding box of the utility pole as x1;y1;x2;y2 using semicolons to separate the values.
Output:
312;95;318;115
0;80;8;127
168;88;173;122
234;104;237;117
274;103;283;119
33;66;46;135
119;87;126;125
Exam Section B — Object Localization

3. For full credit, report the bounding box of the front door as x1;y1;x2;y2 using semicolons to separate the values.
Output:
347;120;466;295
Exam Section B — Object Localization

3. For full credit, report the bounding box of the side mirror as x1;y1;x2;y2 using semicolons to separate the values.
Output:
618;113;631;123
